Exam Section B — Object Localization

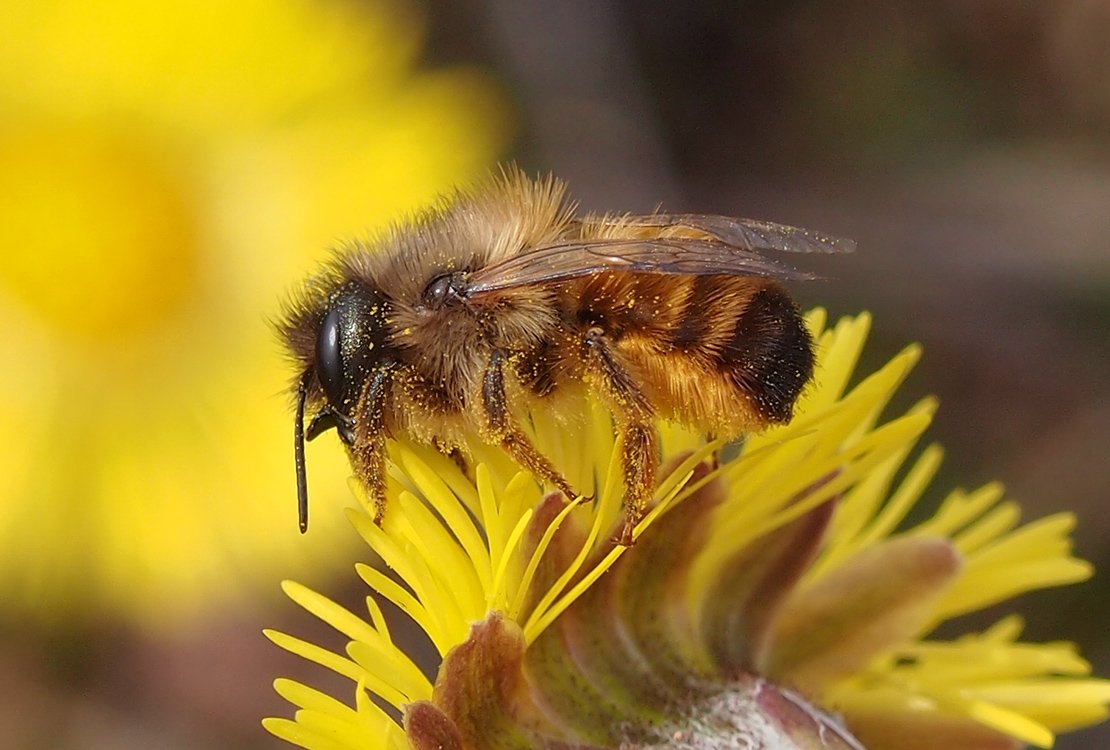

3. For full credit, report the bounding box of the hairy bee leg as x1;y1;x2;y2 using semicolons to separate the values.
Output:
482;350;578;499
351;366;394;525
582;328;656;546
614;423;658;546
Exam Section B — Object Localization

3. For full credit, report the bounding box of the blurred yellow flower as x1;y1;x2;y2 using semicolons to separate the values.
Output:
0;0;509;628
265;312;1110;750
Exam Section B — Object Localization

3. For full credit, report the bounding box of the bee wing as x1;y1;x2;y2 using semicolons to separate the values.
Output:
610;214;856;254
465;237;817;295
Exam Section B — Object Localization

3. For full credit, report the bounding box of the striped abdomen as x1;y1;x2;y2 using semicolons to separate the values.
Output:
564;273;815;435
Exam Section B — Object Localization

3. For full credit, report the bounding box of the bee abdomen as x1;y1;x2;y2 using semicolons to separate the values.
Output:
668;276;719;351
718;285;814;424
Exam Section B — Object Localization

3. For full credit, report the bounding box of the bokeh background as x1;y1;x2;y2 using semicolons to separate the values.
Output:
0;1;1106;748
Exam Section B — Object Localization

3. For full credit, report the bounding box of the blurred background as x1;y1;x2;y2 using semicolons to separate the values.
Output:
0;1;1106;748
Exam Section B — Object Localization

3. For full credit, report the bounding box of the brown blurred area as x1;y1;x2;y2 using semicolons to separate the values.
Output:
3;2;1106;748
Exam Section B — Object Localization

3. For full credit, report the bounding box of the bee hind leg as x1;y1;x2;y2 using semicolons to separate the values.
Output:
582;328;657;546
481;350;579;501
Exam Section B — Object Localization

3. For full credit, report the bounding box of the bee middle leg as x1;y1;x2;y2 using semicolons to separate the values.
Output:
481;350;578;500
582;328;657;546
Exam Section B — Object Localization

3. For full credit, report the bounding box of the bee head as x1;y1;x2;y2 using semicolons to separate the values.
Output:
314;281;391;421
294;281;391;532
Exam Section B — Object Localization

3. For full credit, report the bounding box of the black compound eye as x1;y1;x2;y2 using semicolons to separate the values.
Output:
314;282;392;414
315;305;344;407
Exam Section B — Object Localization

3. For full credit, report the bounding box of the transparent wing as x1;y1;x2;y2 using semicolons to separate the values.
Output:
465;237;817;295
613;214;856;254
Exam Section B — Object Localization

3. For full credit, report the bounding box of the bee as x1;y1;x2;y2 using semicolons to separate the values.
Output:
278;167;853;544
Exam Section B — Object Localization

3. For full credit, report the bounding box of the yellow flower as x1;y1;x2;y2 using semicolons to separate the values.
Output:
265;312;1110;749
0;0;508;629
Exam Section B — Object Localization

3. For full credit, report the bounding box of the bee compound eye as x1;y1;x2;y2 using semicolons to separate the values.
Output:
315;305;345;407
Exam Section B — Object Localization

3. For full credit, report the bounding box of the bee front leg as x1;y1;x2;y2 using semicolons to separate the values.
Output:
481;350;578;500
582;328;657;546
351;364;395;525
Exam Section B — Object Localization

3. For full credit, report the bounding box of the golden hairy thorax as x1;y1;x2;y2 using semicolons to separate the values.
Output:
278;166;849;541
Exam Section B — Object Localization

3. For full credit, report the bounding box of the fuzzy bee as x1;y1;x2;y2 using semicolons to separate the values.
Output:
278;167;853;544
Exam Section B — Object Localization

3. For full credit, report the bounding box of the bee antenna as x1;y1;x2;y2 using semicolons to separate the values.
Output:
295;368;313;533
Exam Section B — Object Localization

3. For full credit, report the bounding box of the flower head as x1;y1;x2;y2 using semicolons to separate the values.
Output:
266;312;1110;749
0;0;508;628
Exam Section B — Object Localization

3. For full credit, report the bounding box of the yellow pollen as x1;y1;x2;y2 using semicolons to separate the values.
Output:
0;123;201;340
